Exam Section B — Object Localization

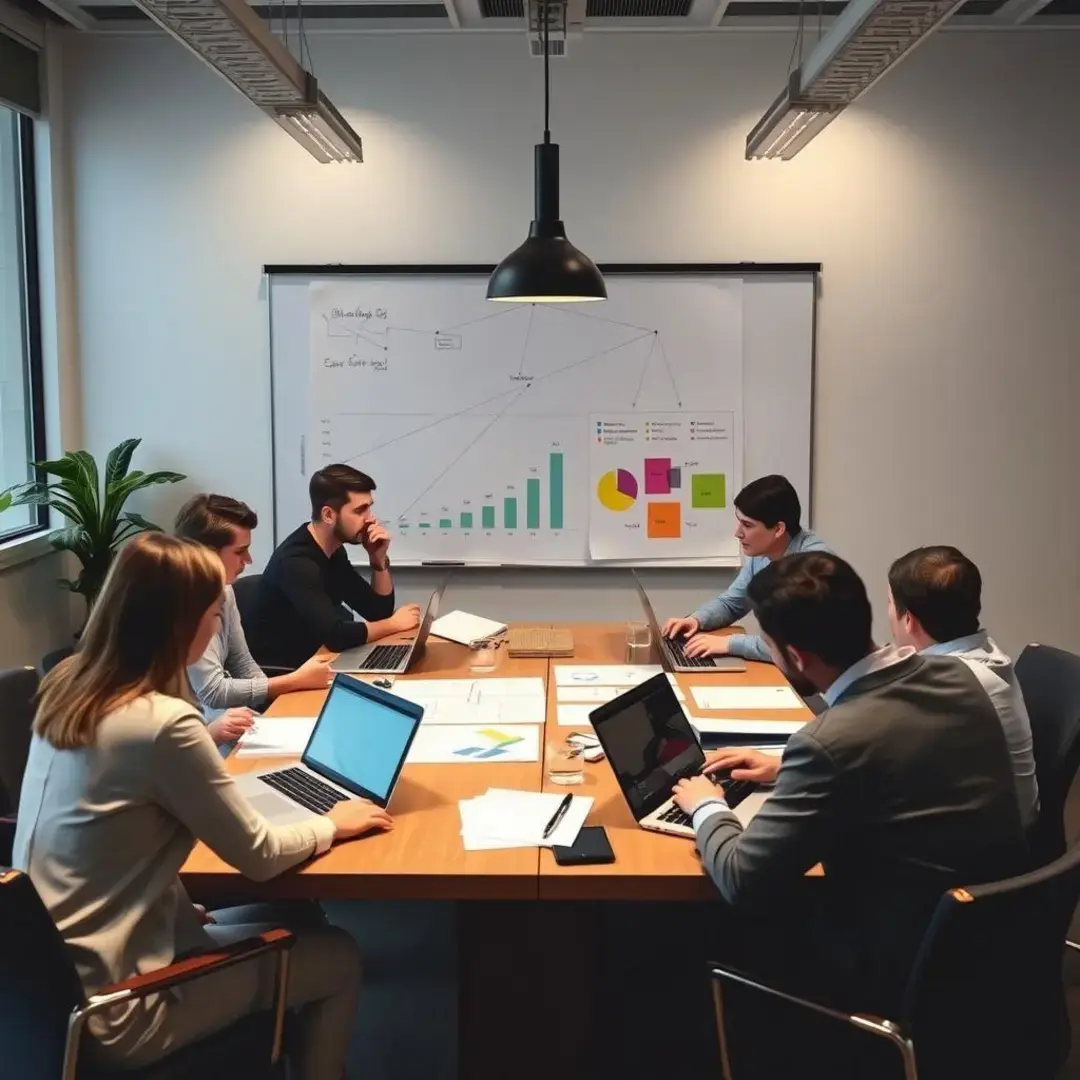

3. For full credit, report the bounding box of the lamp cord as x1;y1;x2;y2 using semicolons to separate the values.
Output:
543;0;551;144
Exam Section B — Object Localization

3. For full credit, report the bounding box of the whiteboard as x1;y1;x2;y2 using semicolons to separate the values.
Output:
268;265;817;567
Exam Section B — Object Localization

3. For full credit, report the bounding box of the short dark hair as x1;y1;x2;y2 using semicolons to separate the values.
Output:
309;464;376;520
174;494;257;550
888;546;982;643
748;552;873;670
734;475;802;538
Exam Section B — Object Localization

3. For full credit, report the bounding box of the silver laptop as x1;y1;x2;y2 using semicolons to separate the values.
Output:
632;572;747;674
590;673;768;838
234;674;423;827
330;581;445;674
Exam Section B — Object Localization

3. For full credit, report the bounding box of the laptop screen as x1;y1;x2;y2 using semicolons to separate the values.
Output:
590;673;705;821
302;675;423;807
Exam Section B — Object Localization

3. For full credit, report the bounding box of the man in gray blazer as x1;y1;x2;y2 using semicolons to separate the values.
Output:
673;552;1028;1013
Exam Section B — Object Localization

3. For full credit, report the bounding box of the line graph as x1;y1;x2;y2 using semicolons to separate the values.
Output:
308;276;743;564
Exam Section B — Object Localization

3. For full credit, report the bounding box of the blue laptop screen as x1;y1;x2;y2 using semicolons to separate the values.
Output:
303;679;420;804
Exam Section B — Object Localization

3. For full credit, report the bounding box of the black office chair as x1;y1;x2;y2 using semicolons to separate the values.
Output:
231;574;291;676
1015;643;1080;861
41;644;75;675
0;666;39;864
0;868;293;1080
709;838;1080;1080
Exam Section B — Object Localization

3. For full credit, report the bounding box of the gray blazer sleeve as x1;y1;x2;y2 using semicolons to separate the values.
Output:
695;728;842;904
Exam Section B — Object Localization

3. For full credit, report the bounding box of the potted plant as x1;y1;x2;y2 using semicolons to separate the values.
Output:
2;438;185;612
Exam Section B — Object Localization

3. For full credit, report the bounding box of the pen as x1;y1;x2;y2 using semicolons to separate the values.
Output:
542;793;574;840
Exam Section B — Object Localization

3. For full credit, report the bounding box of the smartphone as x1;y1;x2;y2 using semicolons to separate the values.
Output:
552;826;616;866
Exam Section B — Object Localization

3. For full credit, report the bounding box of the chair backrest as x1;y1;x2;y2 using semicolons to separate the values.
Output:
1015;643;1080;860
0;666;39;815
41;645;75;675
232;573;262;631
0;869;86;1080
902;838;1080;1078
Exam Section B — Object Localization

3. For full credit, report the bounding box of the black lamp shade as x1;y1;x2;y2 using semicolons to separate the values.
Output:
487;143;607;303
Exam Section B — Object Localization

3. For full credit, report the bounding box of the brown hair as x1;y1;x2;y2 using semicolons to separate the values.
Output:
174;493;258;551
35;533;224;749
309;464;376;521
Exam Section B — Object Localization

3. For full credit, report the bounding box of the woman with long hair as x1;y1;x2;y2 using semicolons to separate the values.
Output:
14;532;391;1079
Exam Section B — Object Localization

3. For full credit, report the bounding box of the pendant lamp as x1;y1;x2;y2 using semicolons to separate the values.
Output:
487;2;606;303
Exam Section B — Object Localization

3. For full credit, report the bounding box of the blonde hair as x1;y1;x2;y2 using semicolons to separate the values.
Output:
35;533;224;749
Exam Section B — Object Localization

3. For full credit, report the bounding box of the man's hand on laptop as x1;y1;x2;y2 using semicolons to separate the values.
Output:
673;775;725;816
662;615;699;639
683;632;730;658
327;799;394;841
704;748;781;785
208;708;256;746
388;604;422;634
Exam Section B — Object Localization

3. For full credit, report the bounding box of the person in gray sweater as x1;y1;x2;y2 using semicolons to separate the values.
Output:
673;551;1028;1012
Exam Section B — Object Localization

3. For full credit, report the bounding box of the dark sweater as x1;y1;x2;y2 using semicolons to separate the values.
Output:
246;525;395;669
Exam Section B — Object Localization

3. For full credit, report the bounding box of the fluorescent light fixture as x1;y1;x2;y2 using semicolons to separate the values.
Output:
274;91;364;164
746;0;965;160
131;0;362;163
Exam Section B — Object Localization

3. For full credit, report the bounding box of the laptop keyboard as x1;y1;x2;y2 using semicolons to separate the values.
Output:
664;639;714;668
658;804;694;827
655;779;756;829
260;767;349;815
356;644;410;671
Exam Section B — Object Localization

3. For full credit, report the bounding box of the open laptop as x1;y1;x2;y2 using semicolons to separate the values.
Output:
330;580;446;674
632;572;746;674
589;673;768;839
234;674;423;827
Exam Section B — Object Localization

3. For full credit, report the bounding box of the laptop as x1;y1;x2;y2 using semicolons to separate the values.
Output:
234;674;423;827
632;573;747;674
589;673;768;839
330;581;446;674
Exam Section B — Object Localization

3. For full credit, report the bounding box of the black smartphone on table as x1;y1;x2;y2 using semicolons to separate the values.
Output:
552;826;616;866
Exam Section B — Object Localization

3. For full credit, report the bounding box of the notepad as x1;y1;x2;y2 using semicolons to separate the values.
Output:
430;610;507;646
235;717;316;757
458;788;592;850
691;685;805;711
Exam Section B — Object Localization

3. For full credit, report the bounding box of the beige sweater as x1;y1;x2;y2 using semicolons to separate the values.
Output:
13;692;335;1050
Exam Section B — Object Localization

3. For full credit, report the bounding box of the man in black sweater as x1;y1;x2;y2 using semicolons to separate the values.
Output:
248;465;421;669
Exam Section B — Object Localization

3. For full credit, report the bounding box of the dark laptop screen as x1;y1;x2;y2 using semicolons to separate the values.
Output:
590;674;705;820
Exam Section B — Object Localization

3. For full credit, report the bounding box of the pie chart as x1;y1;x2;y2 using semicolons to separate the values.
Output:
597;469;638;512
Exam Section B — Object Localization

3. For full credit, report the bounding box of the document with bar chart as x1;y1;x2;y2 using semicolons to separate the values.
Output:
588;412;738;560
306;276;742;564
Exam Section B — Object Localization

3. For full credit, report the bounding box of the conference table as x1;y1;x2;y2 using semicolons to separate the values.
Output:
181;622;810;1079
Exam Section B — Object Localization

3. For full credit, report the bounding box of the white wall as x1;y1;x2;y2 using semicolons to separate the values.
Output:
58;27;1080;655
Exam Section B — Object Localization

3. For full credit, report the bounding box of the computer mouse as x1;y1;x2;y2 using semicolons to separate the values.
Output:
373;678;392;689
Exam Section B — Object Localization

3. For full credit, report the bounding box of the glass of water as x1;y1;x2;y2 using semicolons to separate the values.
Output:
547;740;585;786
469;638;500;673
625;620;652;665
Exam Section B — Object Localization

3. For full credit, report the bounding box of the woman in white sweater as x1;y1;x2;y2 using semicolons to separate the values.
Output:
14;532;391;1079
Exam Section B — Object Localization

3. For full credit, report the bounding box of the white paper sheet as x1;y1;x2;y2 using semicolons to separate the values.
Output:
556;704;598;728
463;788;592;848
690;685;805;711
458;798;533;850
691;716;807;736
400;695;546;726
554;665;664;687
556;678;684;704
398;677;545;699
235;717;316;757
406;724;540;764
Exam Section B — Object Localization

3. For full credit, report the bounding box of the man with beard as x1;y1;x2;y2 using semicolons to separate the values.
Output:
247;464;421;670
671;551;1027;1014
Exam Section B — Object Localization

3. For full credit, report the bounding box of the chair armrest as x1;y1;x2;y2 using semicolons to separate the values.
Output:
63;929;295;1080
707;960;918;1080
95;927;295;999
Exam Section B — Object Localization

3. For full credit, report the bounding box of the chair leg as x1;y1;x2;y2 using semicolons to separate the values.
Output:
850;1016;918;1080
710;977;735;1080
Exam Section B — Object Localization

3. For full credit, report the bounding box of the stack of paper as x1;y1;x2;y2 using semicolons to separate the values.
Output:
395;677;546;726
235;717;316;757
554;664;664;688
430;610;508;646
458;788;593;850
407;724;540;764
690;685;805;711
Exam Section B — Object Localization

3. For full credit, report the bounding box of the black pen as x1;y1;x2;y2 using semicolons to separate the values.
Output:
542;793;574;840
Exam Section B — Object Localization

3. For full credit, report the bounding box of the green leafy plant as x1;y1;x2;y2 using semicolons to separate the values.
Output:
2;438;185;610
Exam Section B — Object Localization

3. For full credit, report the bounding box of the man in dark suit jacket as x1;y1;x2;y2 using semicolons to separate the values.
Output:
673;551;1028;1014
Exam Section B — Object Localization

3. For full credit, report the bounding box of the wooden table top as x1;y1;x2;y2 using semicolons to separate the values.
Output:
180;622;811;902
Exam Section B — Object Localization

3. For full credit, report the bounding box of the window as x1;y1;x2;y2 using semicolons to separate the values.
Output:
0;104;45;542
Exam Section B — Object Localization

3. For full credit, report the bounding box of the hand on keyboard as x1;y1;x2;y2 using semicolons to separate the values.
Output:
683;633;730;659
704;748;781;785
672;773;725;817
327;800;394;841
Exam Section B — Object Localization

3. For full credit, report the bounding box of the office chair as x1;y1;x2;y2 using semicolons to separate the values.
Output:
1015;643;1080;861
708;837;1080;1080
41;644;75;674
231;574;290;676
0;666;39;863
0;869;294;1080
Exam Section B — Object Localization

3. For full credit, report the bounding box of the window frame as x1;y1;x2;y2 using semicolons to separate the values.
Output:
1;107;47;544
